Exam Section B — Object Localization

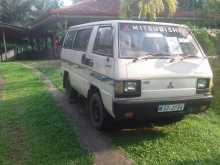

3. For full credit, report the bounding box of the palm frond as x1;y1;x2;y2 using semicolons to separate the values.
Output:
165;0;177;16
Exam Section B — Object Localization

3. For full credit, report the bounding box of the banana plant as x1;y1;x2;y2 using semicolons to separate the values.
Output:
121;0;177;21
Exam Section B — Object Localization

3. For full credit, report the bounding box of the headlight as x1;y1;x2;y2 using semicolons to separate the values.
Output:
197;78;210;89
115;80;141;98
196;78;210;94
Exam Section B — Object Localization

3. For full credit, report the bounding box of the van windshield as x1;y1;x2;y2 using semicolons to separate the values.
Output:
119;23;204;59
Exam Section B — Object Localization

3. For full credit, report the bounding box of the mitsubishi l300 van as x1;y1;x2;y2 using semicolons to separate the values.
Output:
61;20;213;130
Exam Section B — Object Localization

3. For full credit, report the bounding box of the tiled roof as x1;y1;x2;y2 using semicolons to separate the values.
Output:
49;0;120;17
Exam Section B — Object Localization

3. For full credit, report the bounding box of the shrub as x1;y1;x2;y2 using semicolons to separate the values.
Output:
216;32;220;55
193;29;217;56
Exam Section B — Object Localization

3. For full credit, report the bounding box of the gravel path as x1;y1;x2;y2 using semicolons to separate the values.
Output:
24;64;133;165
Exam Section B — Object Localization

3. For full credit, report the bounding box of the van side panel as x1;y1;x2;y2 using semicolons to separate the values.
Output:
61;25;115;117
61;27;94;98
61;48;91;97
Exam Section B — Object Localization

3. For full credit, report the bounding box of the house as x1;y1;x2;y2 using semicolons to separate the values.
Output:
30;0;220;32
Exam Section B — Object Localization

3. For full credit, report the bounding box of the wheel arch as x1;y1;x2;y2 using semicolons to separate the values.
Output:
63;70;69;88
87;84;114;117
87;84;100;100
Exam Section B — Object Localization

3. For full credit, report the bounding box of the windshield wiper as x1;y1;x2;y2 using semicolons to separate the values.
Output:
133;53;173;63
169;54;199;63
181;54;199;59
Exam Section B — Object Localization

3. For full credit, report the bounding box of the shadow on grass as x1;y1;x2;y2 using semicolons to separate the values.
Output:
110;125;167;139
110;123;168;152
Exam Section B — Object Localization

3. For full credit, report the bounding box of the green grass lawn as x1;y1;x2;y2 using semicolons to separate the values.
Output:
23;59;220;165
0;62;93;165
21;60;63;91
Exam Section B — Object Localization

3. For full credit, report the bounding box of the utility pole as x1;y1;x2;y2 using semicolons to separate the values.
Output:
0;49;2;62
2;31;7;61
0;33;2;62
64;19;68;32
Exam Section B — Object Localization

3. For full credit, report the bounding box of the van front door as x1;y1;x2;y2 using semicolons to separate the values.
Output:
92;26;114;78
90;25;115;115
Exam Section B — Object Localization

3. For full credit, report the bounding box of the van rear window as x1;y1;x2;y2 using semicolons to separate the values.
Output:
63;31;76;49
73;29;92;52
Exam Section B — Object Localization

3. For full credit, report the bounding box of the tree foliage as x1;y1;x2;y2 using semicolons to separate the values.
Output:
201;0;220;14
121;0;177;21
208;0;220;13
120;0;133;19
178;0;220;13
0;0;31;24
166;0;177;16
0;0;62;25
193;28;218;55
139;0;164;20
178;0;204;10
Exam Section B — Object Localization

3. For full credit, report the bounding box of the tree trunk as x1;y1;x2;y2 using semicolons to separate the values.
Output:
29;37;34;50
45;37;48;49
36;38;40;51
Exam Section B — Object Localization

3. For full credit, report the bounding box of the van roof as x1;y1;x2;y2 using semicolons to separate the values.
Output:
68;20;188;30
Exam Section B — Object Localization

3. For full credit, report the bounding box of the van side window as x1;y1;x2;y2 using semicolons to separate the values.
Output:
63;31;76;49
73;29;92;51
93;26;113;57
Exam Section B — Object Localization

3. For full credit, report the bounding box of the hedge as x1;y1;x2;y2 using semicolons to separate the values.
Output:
193;28;219;56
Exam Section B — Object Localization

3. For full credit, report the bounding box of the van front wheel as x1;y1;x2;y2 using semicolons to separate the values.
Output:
89;93;112;130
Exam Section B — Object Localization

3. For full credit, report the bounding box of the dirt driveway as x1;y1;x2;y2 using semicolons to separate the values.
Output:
25;65;133;165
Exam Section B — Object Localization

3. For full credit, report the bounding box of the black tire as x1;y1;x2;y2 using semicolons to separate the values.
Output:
89;92;112;130
63;74;77;100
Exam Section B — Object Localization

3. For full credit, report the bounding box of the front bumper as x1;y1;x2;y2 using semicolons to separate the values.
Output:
113;95;213;121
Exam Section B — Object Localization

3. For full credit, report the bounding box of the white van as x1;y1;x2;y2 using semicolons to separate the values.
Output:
61;20;213;130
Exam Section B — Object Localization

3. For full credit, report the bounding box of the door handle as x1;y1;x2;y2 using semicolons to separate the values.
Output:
87;59;94;67
106;57;110;62
81;54;86;64
81;54;93;67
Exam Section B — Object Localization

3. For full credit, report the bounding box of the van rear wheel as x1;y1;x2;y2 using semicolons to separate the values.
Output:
89;92;112;130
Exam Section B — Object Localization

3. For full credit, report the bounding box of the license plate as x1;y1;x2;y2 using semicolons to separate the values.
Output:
158;104;185;113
